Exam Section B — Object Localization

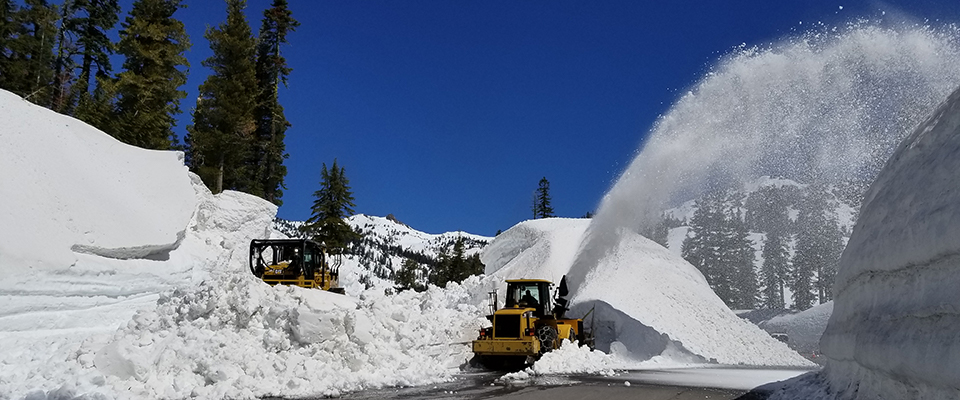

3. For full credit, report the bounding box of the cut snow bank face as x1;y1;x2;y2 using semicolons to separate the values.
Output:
0;90;195;272
482;218;812;367
818;86;960;398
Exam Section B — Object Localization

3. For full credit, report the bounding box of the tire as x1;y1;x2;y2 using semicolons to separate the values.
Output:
537;326;558;354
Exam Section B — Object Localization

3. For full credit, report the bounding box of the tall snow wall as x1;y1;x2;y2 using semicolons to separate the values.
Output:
0;89;196;274
482;218;812;366
820;86;960;398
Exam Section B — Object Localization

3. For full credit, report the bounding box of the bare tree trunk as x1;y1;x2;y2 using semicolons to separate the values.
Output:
217;156;224;194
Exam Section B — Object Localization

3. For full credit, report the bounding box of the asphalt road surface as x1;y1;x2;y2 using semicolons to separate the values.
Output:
335;367;813;400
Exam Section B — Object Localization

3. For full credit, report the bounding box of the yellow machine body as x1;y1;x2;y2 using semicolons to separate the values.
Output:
472;278;591;368
249;239;344;293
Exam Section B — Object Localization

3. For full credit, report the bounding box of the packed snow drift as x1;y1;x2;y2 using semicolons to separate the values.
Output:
814;85;960;398
483;218;812;367
0;90;488;399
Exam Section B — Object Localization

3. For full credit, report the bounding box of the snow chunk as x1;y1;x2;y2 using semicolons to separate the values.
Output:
500;341;616;381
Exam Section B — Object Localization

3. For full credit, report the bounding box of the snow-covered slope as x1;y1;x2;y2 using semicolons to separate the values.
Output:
0;90;489;399
483;218;813;367
815;85;960;398
348;214;488;258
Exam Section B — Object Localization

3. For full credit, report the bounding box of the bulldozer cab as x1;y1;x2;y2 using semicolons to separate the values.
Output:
504;279;552;317
249;239;342;292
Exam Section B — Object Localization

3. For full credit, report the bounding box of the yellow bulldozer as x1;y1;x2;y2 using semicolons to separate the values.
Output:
472;276;593;369
249;239;345;293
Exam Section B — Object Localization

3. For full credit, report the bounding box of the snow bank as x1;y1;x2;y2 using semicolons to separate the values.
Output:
761;301;832;359
86;277;485;399
481;218;812;367
815;86;960;398
0;90;195;273
0;89;490;399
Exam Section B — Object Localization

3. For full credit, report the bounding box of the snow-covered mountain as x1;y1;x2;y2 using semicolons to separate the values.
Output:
274;214;490;290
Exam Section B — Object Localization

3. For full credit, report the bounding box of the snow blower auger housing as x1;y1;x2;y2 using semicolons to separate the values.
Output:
472;276;594;369
249;239;345;293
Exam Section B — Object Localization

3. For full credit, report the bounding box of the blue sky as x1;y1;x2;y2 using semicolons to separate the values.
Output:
126;0;960;236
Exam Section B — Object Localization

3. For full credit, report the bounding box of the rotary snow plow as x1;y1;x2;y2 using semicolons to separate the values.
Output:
249;239;345;293
472;276;594;370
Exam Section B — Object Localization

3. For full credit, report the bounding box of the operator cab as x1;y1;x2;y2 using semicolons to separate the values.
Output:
504;279;552;317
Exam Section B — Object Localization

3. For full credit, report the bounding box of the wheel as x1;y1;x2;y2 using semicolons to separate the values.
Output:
537;326;558;353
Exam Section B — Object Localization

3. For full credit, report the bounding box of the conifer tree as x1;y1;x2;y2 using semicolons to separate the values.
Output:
49;1;76;112
760;231;789;309
0;1;14;63
113;0;189;149
532;177;555;219
187;0;257;193
724;207;758;309
250;0;298;205
682;190;727;298
790;185;840;310
4;0;57;102
301;160;360;254
68;0;120;117
396;258;425;292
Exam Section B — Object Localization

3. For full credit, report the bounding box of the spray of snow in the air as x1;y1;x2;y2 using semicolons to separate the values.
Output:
765;79;960;400
566;23;960;297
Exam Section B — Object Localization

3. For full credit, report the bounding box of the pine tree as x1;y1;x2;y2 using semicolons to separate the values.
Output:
790;185;838;310
744;185;791;234
67;0;120;116
113;0;189;149
250;0;298;205
682;190;726;297
760;231;789;309
49;0;76;112
4;0;58;102
301;160;360;254
724;207;757;309
186;0;257;193
532;177;555;219
396;258;425;292
0;0;13;71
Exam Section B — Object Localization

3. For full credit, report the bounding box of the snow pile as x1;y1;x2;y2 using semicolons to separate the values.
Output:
499;341;616;381
483;218;812;367
814;86;960;398
0;88;195;274
0;90;492;399
481;218;588;282
87;277;485;399
761;301;833;358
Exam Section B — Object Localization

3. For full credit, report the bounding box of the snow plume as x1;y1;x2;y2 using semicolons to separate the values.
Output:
566;23;960;297
811;85;960;398
483;219;812;367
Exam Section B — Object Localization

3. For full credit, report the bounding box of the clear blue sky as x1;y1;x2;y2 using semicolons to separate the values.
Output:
124;0;960;236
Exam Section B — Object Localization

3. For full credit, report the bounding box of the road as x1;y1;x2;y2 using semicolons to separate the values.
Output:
336;367;815;400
